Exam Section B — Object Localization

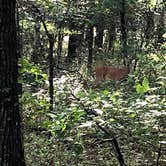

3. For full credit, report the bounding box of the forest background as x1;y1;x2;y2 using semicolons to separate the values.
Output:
0;0;166;165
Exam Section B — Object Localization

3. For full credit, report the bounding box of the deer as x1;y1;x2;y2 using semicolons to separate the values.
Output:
94;65;130;88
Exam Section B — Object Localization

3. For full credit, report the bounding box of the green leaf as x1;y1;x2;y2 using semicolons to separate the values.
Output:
136;83;144;94
142;77;150;91
129;113;137;118
102;89;109;95
109;118;116;122
61;124;67;132
136;77;150;94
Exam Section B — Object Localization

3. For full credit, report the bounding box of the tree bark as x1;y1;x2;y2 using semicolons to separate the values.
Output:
87;26;93;73
108;21;116;52
120;0;128;65
66;34;78;64
0;0;26;165
32;16;41;64
156;9;165;45
57;30;63;67
144;9;154;43
95;24;104;48
65;34;83;65
48;34;54;112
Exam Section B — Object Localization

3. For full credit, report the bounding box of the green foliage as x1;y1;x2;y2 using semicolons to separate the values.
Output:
135;77;150;94
20;0;166;165
19;58;47;84
45;109;85;138
19;58;49;127
21;91;49;127
23;63;165;165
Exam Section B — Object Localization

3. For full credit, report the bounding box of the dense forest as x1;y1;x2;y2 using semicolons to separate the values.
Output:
0;0;165;165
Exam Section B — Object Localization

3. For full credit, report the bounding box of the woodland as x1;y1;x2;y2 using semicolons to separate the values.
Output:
0;0;166;166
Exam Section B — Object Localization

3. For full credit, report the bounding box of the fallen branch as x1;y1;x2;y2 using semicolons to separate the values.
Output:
70;92;126;166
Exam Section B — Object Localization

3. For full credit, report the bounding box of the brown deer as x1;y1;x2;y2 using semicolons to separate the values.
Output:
94;66;130;88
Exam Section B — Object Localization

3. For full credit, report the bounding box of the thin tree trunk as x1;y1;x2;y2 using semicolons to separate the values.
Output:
26;3;55;112
48;35;54;112
87;26;93;73
120;0;128;65
32;16;41;64
95;24;104;48
108;21;116;52
36;8;55;113
144;9;154;47
57;30;63;67
156;9;165;45
0;0;26;165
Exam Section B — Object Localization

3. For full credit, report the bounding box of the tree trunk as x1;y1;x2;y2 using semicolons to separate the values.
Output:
65;34;83;65
120;0;128;65
16;2;22;58
65;34;77;64
57;31;63;67
48;35;54;112
0;0;26;165
87;26;94;73
156;9;165;45
95;24;104;48
144;9;154;43
108;21;116;52
32;16;41;64
34;10;55;113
